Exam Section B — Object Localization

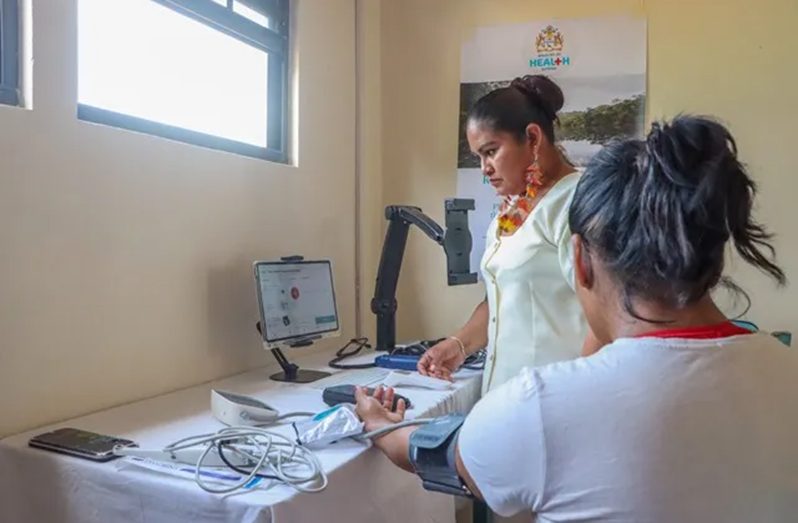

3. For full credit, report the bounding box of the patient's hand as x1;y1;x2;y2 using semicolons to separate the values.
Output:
355;386;407;434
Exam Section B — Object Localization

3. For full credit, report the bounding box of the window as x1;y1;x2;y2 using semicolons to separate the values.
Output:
0;0;19;106
78;0;289;162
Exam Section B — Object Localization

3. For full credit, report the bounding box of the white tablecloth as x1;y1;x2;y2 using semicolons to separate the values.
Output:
0;351;482;523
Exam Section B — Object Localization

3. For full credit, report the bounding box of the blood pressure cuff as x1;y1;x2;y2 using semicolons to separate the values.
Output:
408;413;473;498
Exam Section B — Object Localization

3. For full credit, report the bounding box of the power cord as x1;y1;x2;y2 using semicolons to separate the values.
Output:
328;337;376;369
216;440;280;481
389;338;442;357
162;426;328;495
143;419;436;495
462;350;486;371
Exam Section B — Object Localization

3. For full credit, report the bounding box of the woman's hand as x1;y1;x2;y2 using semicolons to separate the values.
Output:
417;338;467;381
354;386;407;434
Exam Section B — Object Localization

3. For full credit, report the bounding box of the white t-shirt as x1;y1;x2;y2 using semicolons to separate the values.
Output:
459;333;798;522
480;172;587;394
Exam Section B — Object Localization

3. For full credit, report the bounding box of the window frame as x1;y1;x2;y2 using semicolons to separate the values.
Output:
0;0;19;106
77;0;290;163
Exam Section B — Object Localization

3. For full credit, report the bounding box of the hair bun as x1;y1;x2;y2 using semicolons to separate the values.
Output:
644;116;738;190
510;75;564;118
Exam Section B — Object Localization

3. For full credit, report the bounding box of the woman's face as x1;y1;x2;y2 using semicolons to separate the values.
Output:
466;121;535;197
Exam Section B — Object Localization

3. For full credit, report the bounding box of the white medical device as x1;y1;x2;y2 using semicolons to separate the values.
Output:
211;389;281;426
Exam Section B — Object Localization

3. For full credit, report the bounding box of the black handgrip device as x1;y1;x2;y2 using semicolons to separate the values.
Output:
322;384;412;411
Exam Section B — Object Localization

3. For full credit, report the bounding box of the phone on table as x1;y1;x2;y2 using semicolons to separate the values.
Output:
28;427;137;462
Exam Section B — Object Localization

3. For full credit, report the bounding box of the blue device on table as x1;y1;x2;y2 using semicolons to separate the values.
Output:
375;354;421;370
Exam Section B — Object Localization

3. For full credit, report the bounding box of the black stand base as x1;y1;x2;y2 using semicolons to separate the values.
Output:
269;369;331;383
266;340;329;383
256;319;330;383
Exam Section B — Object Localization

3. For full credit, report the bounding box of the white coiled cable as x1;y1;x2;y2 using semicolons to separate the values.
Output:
157;419;434;495
164;426;327;494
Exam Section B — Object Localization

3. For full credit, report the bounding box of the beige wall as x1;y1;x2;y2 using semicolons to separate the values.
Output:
0;0;356;437
375;0;798;343
356;0;383;342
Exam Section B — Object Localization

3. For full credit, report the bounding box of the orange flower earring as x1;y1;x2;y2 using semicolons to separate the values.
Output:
496;153;545;236
524;156;544;199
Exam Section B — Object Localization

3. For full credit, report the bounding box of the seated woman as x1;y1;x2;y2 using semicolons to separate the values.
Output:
355;116;797;522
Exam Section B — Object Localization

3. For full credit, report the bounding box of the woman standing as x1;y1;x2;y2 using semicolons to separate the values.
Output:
419;75;591;393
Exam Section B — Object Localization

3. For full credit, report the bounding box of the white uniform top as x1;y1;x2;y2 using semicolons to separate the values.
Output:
480;172;587;394
459;332;798;522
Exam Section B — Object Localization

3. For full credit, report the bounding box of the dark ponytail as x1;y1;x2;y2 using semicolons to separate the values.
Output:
569;115;785;319
468;75;564;142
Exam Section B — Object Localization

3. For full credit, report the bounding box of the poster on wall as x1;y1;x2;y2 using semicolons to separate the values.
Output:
457;16;647;273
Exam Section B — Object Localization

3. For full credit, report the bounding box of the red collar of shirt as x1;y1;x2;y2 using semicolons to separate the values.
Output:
636;321;753;339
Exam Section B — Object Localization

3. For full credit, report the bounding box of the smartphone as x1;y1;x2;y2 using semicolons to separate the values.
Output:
28;427;137;462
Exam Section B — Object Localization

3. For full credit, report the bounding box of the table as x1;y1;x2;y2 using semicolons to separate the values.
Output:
0;350;482;523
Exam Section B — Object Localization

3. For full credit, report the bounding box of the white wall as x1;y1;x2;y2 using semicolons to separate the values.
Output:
0;0;357;437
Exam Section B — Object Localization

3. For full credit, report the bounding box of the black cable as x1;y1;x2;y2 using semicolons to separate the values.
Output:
291;422;303;446
328;337;377;369
388;338;443;357
462;350;486;370
216;440;280;481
